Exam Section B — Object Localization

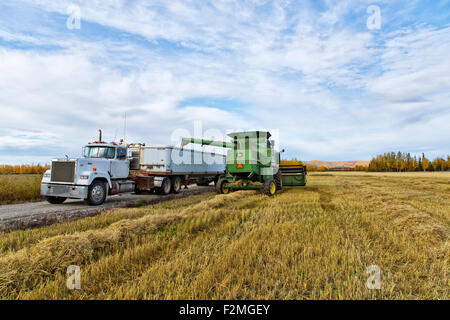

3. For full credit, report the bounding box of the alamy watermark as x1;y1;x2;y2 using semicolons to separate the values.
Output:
66;4;81;30
366;5;381;30
169;120;280;167
67;265;81;290
366;265;381;289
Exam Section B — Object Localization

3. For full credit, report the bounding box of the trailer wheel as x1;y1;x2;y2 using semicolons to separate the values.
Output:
159;177;171;195
86;180;107;206
216;178;230;194
171;176;182;194
264;178;277;197
45;196;67;204
274;171;283;190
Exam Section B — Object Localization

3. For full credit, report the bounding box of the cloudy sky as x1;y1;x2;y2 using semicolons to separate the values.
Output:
0;0;449;164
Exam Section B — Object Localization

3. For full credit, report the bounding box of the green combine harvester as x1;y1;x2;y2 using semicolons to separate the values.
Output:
182;131;306;196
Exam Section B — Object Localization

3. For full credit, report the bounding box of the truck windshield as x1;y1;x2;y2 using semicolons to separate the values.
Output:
85;147;115;159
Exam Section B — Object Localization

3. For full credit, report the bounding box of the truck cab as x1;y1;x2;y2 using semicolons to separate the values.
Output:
83;143;130;179
41;140;132;206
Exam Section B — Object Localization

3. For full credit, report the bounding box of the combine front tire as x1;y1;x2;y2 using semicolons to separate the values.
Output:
216;178;230;194
264;178;277;197
45;196;67;204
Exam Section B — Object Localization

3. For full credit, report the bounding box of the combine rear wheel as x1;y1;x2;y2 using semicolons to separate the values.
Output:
216;178;230;194
264;178;277;197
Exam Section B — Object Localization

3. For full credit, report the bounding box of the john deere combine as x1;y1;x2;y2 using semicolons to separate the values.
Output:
182;131;289;196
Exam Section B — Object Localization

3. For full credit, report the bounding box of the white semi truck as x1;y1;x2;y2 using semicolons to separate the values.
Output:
41;131;226;205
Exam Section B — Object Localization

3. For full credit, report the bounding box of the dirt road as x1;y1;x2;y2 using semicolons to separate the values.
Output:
0;185;213;232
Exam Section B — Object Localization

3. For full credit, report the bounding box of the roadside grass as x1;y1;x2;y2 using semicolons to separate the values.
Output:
0;173;448;299
0;174;43;205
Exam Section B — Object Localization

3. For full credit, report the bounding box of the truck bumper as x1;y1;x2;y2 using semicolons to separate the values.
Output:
41;183;89;199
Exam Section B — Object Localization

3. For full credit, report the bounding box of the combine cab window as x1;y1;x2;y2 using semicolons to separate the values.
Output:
85;147;115;159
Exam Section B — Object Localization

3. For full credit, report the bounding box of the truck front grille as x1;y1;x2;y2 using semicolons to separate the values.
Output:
51;161;75;183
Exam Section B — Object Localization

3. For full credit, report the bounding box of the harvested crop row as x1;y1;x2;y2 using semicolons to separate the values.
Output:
0;192;216;254
1;174;448;299
0;191;251;298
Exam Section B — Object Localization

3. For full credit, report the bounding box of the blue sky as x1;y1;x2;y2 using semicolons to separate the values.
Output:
0;0;449;164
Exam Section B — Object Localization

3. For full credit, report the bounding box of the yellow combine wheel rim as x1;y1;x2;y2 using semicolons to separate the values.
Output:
222;183;230;194
270;181;276;195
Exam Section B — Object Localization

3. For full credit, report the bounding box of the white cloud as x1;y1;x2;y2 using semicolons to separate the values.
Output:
0;0;449;164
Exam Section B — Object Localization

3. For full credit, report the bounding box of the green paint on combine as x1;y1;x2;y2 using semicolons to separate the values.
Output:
182;131;306;196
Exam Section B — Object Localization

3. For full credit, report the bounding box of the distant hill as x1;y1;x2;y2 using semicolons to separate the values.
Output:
305;160;370;169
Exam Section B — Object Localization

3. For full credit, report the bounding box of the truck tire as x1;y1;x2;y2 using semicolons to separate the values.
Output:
171;176;182;194
264;178;277;197
274;171;283;190
159;177;171;195
86;180;107;206
45;196;67;204
216;178;230;194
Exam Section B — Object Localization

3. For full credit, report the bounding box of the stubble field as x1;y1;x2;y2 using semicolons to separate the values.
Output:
0;172;448;299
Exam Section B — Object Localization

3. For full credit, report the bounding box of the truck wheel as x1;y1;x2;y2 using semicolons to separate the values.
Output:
216;178;230;194
45;196;67;204
274;171;283;190
86;180;107;206
159;177;171;195
264;178;277;197
171;176;182;194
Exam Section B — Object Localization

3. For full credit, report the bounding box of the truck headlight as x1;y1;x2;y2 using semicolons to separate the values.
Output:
80;175;89;180
44;173;51;178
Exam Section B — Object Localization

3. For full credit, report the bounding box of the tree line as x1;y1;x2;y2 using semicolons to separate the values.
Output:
290;152;450;172
367;152;449;172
